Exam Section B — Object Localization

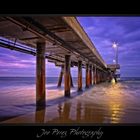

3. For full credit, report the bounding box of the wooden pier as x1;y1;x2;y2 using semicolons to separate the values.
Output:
0;17;120;108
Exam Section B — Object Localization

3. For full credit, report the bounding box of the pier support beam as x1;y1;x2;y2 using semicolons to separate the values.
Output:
101;72;103;82
36;41;46;108
104;73;107;82
100;71;102;83
96;69;99;84
98;70;101;83
78;60;82;91
89;65;92;86
64;55;71;97
57;65;64;87
93;66;97;84
102;73;104;82
103;72;105;82
70;72;74;87
99;70;101;83
85;63;90;88
96;69;98;84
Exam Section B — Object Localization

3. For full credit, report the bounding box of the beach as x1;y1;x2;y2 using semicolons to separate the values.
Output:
0;77;140;123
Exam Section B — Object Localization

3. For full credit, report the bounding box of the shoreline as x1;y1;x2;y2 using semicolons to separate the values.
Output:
1;82;140;123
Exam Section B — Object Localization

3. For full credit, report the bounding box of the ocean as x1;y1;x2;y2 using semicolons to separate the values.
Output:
0;77;140;123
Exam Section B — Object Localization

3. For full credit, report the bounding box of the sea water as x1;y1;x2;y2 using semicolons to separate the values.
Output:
0;77;140;123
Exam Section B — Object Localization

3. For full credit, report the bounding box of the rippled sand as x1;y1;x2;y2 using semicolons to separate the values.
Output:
1;81;140;123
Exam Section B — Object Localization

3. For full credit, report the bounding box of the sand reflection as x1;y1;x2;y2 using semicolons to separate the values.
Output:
105;83;125;123
2;82;140;123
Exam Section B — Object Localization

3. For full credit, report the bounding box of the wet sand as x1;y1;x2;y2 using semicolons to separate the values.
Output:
1;82;140;123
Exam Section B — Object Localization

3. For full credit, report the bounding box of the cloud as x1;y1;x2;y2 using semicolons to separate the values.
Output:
0;59;31;68
77;17;140;77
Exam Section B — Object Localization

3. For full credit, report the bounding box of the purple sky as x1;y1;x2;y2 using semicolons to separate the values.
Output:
0;17;140;77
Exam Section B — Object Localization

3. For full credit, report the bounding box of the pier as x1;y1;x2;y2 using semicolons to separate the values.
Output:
0;17;120;108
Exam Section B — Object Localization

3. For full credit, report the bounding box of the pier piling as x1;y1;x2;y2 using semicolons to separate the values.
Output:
78;60;82;91
93;66;97;84
86;63;90;88
64;55;71;97
70;72;74;87
89;65;92;86
57;65;64;87
36;41;46;108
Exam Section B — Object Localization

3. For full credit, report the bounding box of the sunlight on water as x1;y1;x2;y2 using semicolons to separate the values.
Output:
105;83;125;123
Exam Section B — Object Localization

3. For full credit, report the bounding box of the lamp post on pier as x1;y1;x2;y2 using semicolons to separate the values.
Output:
112;42;118;65
112;42;119;83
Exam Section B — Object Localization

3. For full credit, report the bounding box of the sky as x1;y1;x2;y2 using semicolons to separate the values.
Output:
0;17;140;77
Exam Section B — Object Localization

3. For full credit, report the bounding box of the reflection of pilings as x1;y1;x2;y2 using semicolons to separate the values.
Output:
64;55;71;97
85;63;90;88
78;60;82;91
63;102;71;119
84;104;92;121
58;104;63;119
57;103;71;121
83;103;105;123
76;102;81;121
36;41;46;107
57;65;64;87
35;108;45;123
